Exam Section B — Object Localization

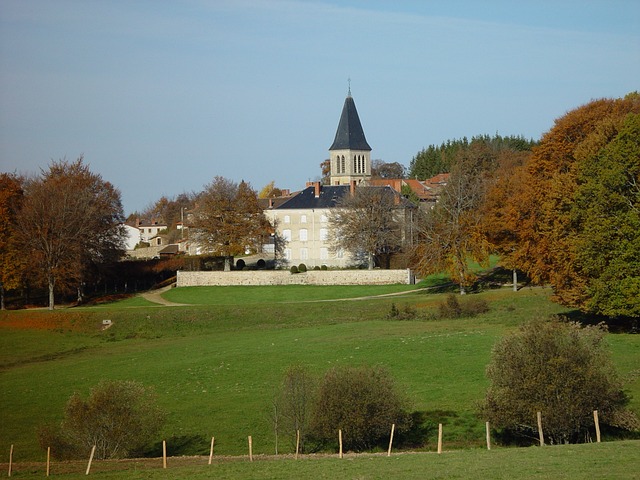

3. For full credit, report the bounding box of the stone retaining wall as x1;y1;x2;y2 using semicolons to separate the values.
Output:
176;269;413;287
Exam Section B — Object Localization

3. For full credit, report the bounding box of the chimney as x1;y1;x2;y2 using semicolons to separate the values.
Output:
268;198;273;208
350;180;356;196
314;181;321;198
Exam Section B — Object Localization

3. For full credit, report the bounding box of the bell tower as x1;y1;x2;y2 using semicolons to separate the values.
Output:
328;87;372;185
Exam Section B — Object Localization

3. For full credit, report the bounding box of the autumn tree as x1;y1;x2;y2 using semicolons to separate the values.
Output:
0;173;25;309
494;94;640;317
328;186;406;269
192;177;271;271
16;157;126;309
258;180;283;199
371;159;406;178
412;141;495;293
319;159;331;185
481;317;638;444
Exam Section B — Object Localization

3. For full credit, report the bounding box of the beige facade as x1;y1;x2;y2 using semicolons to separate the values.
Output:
264;205;355;268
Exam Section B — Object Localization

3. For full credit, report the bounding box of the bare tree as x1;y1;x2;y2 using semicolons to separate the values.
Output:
328;186;405;269
192;177;271;271
16;157;125;309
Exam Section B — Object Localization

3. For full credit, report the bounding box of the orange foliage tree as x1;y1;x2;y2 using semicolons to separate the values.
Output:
0;173;25;309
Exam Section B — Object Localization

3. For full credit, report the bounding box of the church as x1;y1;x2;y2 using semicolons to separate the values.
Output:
264;91;409;268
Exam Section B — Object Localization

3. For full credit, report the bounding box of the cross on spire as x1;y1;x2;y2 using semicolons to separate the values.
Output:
347;77;351;97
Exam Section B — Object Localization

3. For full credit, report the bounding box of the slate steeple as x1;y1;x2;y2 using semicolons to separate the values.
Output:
328;91;372;185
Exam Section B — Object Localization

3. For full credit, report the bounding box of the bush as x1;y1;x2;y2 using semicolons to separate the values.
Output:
481;317;639;444
290;265;299;274
321;265;328;270
298;263;307;273
387;302;418;320
38;380;166;460
437;294;489;318
309;365;411;451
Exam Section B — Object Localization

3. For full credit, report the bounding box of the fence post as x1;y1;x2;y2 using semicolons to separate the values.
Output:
537;411;545;446
46;447;50;477
248;436;253;462
437;424;443;454
85;445;96;475
295;430;300;460
593;410;601;443
486;422;491;450
8;444;13;477
162;440;167;469
387;424;395;457
208;437;215;465
338;429;343;459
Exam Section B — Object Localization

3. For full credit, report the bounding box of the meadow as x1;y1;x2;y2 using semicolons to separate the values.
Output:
1;280;639;478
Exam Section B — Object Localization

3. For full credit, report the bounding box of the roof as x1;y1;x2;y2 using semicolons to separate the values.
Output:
275;185;350;209
329;95;372;151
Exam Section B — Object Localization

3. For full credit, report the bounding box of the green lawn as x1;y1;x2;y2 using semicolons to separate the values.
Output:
1;283;638;471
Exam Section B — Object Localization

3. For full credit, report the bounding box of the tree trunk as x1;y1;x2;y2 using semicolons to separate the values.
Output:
224;256;231;272
0;283;4;310
368;253;374;270
48;276;55;310
512;269;518;292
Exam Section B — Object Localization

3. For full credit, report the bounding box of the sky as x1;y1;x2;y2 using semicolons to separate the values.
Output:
1;0;639;215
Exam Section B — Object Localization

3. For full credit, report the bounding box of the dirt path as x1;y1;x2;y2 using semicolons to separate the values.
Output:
139;285;188;306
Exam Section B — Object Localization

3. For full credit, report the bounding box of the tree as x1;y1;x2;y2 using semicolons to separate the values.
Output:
258;180;283;199
570;113;640;317
0;173;25;309
38;380;166;460
328;186;406;269
412;141;495;293
273;365;316;453
309;365;410;452
371;159;406;178
192;177;271;271
481;317;638;444
497;94;640;317
319;159;331;185
16;158;125;309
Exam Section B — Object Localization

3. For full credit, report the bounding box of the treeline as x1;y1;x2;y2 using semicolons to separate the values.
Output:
408;134;538;179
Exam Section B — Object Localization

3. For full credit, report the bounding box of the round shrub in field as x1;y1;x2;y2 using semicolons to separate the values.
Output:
310;365;411;451
290;265;299;274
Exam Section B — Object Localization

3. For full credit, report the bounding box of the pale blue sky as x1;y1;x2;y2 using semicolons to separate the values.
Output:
1;0;638;214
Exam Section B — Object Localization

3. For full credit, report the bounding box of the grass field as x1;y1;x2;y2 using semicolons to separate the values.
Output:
1;281;639;478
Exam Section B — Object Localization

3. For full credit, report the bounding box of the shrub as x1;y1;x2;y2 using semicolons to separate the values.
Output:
309;365;411;451
321;265;328;270
313;266;321;271
387;302;418;320
481;317;639;444
437;294;489;318
290;265;299;274
38;380;166;460
298;263;307;273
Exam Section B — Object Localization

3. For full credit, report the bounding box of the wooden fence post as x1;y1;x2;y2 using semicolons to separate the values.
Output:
8;444;13;477
248;436;253;462
593;410;601;443
85;445;96;475
208;437;215;465
486;422;491;450
162;440;167;469
295;430;300;460
387;424;395;457
437;424;443;454
338;429;343;459
46;447;51;477
537;412;545;446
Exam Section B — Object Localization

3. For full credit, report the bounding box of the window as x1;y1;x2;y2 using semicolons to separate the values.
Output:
300;248;308;260
300;214;307;223
284;248;292;260
336;248;344;258
320;247;328;260
320;214;328;223
284;215;290;224
320;228;328;241
341;156;345;173
282;229;291;241
299;228;308;241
